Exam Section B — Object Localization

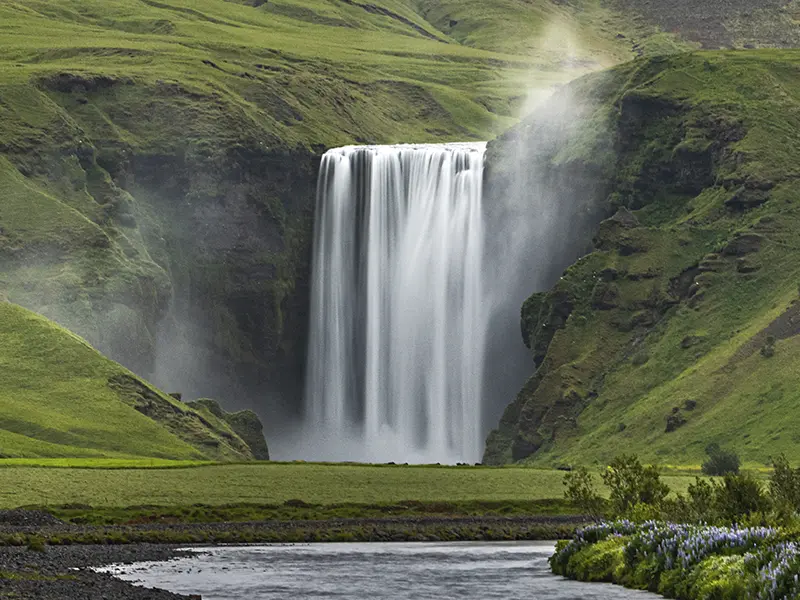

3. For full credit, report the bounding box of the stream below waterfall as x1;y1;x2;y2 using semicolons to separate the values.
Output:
98;542;660;599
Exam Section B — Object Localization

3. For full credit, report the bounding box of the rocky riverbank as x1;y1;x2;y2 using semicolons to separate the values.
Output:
0;509;590;599
0;544;194;600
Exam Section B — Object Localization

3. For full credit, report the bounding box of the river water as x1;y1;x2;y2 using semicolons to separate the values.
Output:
99;542;659;599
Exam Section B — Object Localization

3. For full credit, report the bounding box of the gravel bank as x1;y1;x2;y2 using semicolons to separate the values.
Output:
0;544;194;599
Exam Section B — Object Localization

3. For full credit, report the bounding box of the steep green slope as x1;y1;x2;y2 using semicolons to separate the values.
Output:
0;301;255;459
485;50;800;468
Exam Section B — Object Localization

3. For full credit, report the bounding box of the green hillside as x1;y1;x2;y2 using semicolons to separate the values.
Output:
485;50;800;468
0;0;667;431
0;300;254;459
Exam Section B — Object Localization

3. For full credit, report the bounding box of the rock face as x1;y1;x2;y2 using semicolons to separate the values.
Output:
0;74;316;435
187;399;270;460
483;52;800;466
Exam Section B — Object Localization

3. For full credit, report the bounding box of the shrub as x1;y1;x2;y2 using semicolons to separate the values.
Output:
563;467;603;517
26;536;46;553
686;476;717;522
761;335;776;358
714;472;770;522
769;454;800;517
602;455;669;516
701;443;740;476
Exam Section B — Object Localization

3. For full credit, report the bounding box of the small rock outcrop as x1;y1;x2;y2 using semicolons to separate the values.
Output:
187;399;270;460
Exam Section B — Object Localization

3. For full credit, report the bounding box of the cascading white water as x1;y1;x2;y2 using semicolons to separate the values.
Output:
304;142;488;464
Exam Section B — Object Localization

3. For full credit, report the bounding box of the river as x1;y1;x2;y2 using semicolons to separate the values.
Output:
98;541;659;599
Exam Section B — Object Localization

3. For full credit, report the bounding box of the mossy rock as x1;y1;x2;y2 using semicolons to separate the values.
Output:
187;399;270;460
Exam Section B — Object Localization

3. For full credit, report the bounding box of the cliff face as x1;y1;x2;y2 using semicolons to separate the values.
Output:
484;51;800;467
0;73;317;428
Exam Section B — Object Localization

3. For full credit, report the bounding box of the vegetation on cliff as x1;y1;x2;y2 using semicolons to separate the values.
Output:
3;0;800;460
486;49;800;467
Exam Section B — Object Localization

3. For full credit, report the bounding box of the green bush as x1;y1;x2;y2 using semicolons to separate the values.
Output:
702;443;740;476
602;455;669;516
769;454;800;518
563;467;603;517
714;472;770;522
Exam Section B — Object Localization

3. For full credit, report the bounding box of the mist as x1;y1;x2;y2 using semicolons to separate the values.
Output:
479;22;614;438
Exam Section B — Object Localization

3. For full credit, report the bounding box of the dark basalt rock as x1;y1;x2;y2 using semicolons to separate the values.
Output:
590;281;619;310
608;207;640;229
680;335;705;349
511;433;543;462
187;398;270;460
521;290;575;367
665;411;687;433
723;233;764;256
724;186;771;210
736;258;762;273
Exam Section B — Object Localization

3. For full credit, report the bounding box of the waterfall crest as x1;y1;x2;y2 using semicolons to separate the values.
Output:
304;142;488;464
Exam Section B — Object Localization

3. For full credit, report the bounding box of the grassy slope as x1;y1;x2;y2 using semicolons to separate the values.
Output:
489;50;800;468
0;462;700;507
0;301;254;460
0;0;634;150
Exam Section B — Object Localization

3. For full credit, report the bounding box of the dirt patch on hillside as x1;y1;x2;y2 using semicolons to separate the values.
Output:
719;301;800;372
608;0;800;48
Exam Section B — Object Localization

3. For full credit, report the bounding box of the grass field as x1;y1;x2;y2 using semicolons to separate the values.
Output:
0;462;704;508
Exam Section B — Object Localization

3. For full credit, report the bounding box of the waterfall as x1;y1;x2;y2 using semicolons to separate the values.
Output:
304;142;488;464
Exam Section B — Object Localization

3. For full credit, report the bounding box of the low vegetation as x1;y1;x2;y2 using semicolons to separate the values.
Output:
487;49;800;468
555;453;800;598
0;0;667;440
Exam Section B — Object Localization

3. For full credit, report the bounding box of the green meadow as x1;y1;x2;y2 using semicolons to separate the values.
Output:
0;461;703;508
